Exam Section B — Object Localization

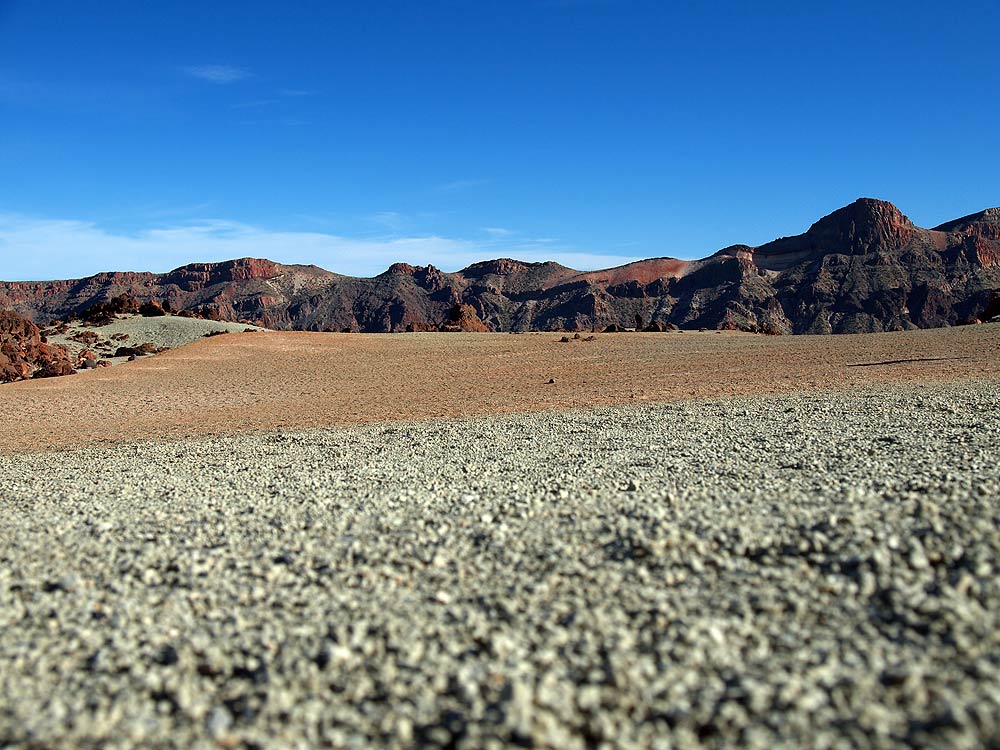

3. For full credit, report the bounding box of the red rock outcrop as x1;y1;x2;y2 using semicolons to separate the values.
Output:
440;303;489;332
161;258;283;291
0;310;75;383
934;207;1000;241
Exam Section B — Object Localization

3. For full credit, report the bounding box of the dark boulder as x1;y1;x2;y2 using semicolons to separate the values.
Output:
138;300;166;317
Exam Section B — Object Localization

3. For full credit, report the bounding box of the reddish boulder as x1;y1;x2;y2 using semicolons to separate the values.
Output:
0;310;75;382
440;303;489;333
69;330;100;344
198;306;224;321
78;349;98;368
138;300;166;317
33;346;74;378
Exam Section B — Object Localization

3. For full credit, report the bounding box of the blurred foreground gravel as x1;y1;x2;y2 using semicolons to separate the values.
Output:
1;381;998;750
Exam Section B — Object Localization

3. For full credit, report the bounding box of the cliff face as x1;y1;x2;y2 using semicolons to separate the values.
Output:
2;199;999;334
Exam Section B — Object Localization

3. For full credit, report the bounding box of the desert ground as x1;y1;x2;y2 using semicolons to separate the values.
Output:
1;323;998;454
1;325;998;749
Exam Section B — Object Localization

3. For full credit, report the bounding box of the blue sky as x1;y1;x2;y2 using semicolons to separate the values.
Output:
1;0;998;280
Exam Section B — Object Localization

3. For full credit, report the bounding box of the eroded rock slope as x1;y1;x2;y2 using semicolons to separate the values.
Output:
2;199;998;333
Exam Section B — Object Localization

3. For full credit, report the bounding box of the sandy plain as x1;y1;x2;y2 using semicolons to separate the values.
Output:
1;323;998;454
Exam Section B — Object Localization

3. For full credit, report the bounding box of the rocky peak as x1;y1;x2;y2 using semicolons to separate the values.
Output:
711;244;756;258
385;263;417;275
804;198;916;255
416;265;446;290
461;258;534;277
933;207;1000;240
163;258;282;290
381;263;445;286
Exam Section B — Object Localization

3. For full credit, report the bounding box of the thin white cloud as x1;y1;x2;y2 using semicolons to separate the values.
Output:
141;202;215;218
434;178;490;193
482;226;514;237
0;213;642;282
367;211;407;231
279;88;315;97
183;65;250;84
231;99;277;109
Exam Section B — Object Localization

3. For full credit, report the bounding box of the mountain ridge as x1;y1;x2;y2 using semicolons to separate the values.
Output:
2;198;998;334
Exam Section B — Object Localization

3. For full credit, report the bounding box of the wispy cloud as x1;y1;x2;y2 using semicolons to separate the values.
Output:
434;178;490;193
231;99;277;110
367;211;407;231
140;201;215;219
183;65;250;84
279;88;315;97
481;226;514;237
0;213;642;281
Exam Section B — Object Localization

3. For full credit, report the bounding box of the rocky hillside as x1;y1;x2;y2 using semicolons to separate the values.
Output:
2;199;999;334
0;310;75;383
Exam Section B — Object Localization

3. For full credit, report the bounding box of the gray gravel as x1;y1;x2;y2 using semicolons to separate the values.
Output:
48;315;265;366
1;381;998;749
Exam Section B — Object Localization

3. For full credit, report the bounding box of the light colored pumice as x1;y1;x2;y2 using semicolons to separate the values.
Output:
0;381;997;749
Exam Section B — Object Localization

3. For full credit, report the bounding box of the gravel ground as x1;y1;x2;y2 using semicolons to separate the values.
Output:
47;315;265;366
1;380;998;749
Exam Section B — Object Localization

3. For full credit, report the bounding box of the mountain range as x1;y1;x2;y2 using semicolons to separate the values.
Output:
2;198;999;334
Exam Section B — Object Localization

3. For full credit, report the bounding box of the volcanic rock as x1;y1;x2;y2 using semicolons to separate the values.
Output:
440;304;489;333
405;321;437;332
138;300;166;317
1;199;998;334
113;343;159;358
0;310;75;383
978;291;1000;322
79;295;139;325
933;207;1000;243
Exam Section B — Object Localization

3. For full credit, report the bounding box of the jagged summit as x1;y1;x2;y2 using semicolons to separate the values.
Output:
751;198;917;271
803;198;915;253
933;208;1000;241
459;258;563;277
382;262;440;276
711;244;755;258
811;197;910;225
933;207;1000;230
